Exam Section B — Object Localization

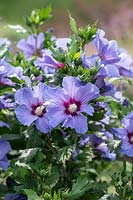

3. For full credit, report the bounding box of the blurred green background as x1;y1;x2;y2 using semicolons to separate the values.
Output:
0;0;133;55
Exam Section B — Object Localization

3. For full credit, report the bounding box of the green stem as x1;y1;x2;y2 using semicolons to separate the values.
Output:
45;135;58;159
122;159;126;176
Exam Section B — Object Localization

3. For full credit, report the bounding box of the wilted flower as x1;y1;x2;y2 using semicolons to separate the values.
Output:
15;83;51;133
46;76;99;134
0;138;11;170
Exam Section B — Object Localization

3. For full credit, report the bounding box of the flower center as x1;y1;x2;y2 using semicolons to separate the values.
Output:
31;103;46;117
64;98;81;116
68;103;78;113
34;105;45;116
128;132;133;144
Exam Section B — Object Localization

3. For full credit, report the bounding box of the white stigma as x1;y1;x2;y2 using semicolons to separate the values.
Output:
34;105;45;116
68;103;77;113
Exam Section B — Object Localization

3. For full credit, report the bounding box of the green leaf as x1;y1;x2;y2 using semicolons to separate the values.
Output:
68;175;89;200
24;189;43;200
44;166;59;188
2;134;23;141
68;36;79;58
0;44;9;58
58;146;75;165
69;14;78;35
26;5;52;27
88;110;105;121
39;6;52;22
99;194;113;200
78;23;97;44
128;79;132;86
0;184;8;196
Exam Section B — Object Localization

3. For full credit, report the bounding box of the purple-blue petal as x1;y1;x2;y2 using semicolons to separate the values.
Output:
116;48;133;77
112;128;127;139
15;105;38;126
75;83;99;103
0;139;11;160
81;53;98;68
34;49;64;69
79;135;90;147
37;32;45;49
46;86;69;103
80;104;94;116
121;140;133;157
63;114;88;134
0;156;10;171
102;150;116;160
0;139;11;170
33;83;47;103
98;65;120;78
62;76;99;103
62;76;82;97
122;112;133;132
15;88;35;109
47;104;66;128
36;115;51;133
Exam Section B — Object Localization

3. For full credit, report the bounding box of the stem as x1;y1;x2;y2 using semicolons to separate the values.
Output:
123;159;126;174
121;159;126;199
45;135;57;158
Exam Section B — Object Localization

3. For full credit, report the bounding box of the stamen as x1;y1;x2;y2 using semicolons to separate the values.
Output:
64;99;81;116
31;103;46;117
34;105;45;116
68;103;78;113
